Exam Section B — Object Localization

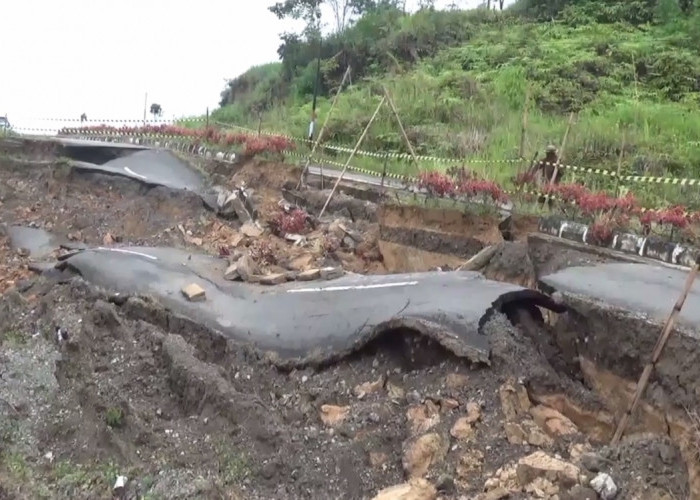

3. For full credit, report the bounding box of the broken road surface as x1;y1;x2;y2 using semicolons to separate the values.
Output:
57;245;561;365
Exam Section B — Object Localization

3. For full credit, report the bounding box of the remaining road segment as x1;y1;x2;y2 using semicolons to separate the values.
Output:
56;245;562;366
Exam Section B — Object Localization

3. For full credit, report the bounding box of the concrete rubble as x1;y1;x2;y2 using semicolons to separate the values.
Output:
215;183;257;222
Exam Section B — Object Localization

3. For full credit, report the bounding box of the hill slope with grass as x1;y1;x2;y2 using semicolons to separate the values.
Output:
213;0;700;183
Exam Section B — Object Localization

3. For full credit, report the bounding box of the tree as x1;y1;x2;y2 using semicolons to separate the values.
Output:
150;103;162;120
269;0;377;33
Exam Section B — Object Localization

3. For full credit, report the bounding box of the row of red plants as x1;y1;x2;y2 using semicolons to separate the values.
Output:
417;170;700;234
417;171;508;202
60;124;295;156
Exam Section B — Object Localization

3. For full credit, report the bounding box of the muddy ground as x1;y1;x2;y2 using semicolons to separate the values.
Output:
0;143;694;499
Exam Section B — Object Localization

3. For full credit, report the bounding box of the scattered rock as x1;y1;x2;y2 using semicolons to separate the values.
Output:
439;398;459;411
483;464;519;494
371;478;437;500
220;191;252;221
590;473;617;499
289;254;315;271
530;405;579;437
319;404;349;428
456;449;484;479
407;401;441;435
353;376;385;399
504;419;555;447
224;254;258;281
504;422;528;445
241;222;263;238
402;433;446;478
102;232;115;245
387;381;406;401
524;477;559;497
569;443;593;465
516;451;580;489
465;401;481;423
499;380;531;420
320;266;344;280
224;263;241;281
181;283;206;302
450;417;473;440
297;268;321;281
260;273;287;285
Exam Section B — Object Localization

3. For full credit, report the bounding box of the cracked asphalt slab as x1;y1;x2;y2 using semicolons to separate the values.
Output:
69;149;206;190
540;261;700;332
65;145;219;208
53;245;562;365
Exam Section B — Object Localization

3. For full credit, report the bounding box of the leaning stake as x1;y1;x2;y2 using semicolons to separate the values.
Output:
297;66;352;190
611;254;700;445
318;96;386;219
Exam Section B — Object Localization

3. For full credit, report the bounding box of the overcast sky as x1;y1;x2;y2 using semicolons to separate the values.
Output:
1;0;507;127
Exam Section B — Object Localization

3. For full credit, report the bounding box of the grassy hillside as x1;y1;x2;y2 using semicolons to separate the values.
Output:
212;1;700;188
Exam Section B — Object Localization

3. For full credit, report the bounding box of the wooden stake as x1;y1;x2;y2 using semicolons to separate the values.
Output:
297;66;352;189
383;87;419;179
614;130;626;198
318;96;386;219
549;112;575;185
611;256;700;445
519;87;530;160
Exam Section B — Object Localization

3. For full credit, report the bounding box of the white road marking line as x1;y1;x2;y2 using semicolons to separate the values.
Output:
287;281;418;293
95;247;158;260
124;166;147;180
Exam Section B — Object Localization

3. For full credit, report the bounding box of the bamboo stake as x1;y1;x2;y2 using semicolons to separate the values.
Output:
297;66;352;189
549;112;575;185
519;87;530;160
614;130;626;198
383;86;419;180
611;256;700;445
318;96;386;219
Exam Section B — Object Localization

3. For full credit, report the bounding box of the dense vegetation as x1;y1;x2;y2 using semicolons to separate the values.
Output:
213;0;700;184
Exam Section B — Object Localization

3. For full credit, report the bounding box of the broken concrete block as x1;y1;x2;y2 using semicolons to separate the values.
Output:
297;268;321;281
223;264;240;281
320;266;344;280
220;191;252;221
223;255;258;281
237;255;257;281
181;283;206;302
516;451;580;489
289;254;314;271
260;273;287;285
241;222;263;238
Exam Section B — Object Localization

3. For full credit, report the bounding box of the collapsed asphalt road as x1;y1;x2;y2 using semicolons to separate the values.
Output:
54;245;563;366
540;262;700;330
53;138;222;209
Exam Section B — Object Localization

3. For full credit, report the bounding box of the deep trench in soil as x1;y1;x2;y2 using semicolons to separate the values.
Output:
0;142;697;499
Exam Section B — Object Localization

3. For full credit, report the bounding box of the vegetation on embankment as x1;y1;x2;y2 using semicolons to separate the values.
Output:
211;0;700;184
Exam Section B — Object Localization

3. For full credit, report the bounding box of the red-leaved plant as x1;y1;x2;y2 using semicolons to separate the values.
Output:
276;208;309;234
62;124;295;156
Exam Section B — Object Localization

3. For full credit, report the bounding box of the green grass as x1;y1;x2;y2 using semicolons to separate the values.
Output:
179;6;700;209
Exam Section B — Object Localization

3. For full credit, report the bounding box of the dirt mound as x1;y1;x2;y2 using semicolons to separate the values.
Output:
481;242;537;288
1;276;690;499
